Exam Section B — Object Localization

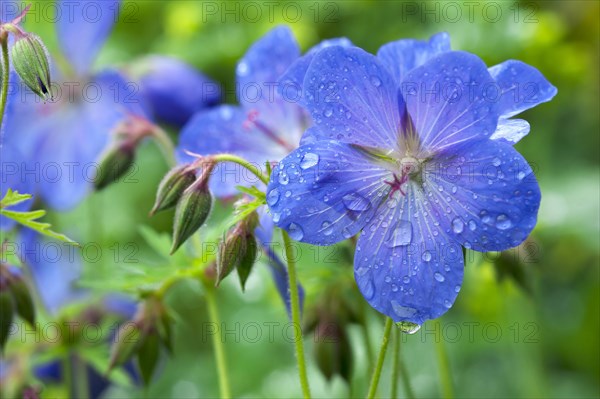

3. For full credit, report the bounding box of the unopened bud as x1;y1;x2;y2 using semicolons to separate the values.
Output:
314;320;353;383
151;165;196;215
10;33;52;100
94;143;135;190
170;182;212;254
8;272;35;326
217;211;259;288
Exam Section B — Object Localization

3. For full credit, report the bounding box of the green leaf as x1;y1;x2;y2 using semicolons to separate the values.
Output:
236;185;266;202
0;190;79;245
0;189;31;208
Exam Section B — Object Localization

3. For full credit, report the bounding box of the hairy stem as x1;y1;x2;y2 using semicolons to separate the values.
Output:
0;35;10;139
366;318;393;399
282;229;311;398
205;286;231;398
211;153;269;185
392;328;415;399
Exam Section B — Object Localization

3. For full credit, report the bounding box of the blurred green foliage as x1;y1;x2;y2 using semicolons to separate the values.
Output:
12;1;600;398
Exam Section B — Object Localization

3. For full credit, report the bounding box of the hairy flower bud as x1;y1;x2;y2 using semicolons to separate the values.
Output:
10;33;52;100
170;181;212;254
216;211;259;288
150;165;196;215
94;143;136;191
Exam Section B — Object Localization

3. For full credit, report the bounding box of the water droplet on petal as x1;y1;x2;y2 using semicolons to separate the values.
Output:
496;214;512;230
517;171;526;180
278;173;289;185
288;222;304;240
356;266;369;276
369;75;382;87
468;220;477;231
343;193;371;211
321;221;334;236
342;228;353;239
386;221;412;247
492;157;501;167
267;189;280;206
396;321;421;335
452;218;464;234
362;279;375;300
454;285;461;293
384;276;392;283
299;153;319;169
390;300;418;319
434;272;445;282
422;251;432;262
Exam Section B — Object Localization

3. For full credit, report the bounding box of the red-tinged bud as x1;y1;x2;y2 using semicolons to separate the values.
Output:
150;164;196;215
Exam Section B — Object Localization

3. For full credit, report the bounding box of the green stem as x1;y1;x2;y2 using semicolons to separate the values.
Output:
281;229;311;399
63;354;73;398
434;319;454;399
392;328;414;399
205;287;231;398
0;34;10;136
366;318;393;399
212;153;269;185
73;354;90;399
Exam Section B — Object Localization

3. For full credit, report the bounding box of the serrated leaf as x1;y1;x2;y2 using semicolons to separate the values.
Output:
0;189;32;208
265;161;273;177
0;208;79;245
235;185;266;202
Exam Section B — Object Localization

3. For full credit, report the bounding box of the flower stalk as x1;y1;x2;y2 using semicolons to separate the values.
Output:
366;317;393;399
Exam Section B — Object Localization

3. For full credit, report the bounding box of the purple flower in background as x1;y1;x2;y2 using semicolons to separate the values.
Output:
127;55;221;126
267;33;556;324
176;26;350;311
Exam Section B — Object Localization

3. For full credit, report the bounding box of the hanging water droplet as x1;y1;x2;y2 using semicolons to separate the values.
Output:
343;193;371;211
452;218;464;234
434;272;445;282
237;61;249;76
272;212;281;223
495;214;512;230
386;221;412;247
267;189;280;206
288;222;304;240
299;152;319;170
390;300;418;318
454;285;461;293
396;321;421;335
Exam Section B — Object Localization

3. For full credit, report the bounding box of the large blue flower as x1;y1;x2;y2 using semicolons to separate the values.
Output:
176;26;350;311
267;33;556;324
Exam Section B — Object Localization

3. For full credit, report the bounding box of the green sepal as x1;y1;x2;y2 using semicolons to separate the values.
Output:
94;145;136;191
10;33;52;100
170;186;212;254
151;165;196;215
137;332;160;386
0;289;15;352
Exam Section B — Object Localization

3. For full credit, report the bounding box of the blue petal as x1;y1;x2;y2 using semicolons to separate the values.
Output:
354;181;464;324
488;60;557;119
377;32;451;86
56;0;121;76
17;229;85;313
424;139;541;252
404;51;500;153
176;106;282;197
279;38;353;90
135;56;221;126
302;46;403;149
236;26;300;109
96;69;151;119
490;118;530;144
268;141;390;245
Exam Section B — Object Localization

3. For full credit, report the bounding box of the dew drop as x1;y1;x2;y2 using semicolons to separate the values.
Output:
402;276;410;284
422;251;432;262
384;276;392;283
321;221;334;236
342;228;353;239
288;223;304;240
434;272;445;282
386;221;412;247
396;321;421;335
299;153;319;169
492;157;501;167
468;220;477;231
278;173;289;185
454;285;461;293
362;279;375;300
323;107;333;117
517;171;526;180
390;300;418;318
452;218;464;234
356;266;369;276
369;75;382;87
267;189;280;206
496;214;512;230
391;284;399;292
343;193;371;211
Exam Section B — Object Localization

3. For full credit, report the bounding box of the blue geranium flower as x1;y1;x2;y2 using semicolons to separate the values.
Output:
176;26;350;311
267;33;556;324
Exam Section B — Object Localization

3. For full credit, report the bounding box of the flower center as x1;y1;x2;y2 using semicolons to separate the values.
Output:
384;156;424;198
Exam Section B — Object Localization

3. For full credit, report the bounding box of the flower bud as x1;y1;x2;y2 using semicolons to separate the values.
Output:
7;271;35;326
216;211;259;288
150;165;196;215
108;320;142;372
170;181;212;254
314;320;353;383
94;143;135;191
10;33;52;100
